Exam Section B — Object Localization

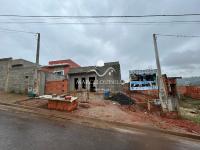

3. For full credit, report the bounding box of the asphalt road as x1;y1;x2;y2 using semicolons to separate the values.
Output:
0;110;199;150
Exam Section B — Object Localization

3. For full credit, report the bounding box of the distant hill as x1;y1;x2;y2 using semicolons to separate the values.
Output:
177;77;200;86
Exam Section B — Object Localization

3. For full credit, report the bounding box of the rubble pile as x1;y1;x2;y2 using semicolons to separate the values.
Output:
109;92;135;105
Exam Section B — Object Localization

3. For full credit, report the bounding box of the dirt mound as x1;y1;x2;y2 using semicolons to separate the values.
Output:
109;92;135;105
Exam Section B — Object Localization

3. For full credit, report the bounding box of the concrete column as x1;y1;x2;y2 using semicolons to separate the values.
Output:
5;59;12;92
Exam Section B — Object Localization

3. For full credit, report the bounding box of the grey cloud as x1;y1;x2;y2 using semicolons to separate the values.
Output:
1;0;200;80
162;49;200;68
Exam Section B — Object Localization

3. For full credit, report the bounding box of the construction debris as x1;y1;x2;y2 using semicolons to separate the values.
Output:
38;94;78;112
39;95;53;99
39;94;77;102
48;99;78;112
6;91;199;135
79;103;90;108
109;92;134;105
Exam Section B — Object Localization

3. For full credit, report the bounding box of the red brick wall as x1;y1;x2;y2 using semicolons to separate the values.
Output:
177;86;187;95
133;86;200;100
45;80;68;95
49;59;80;67
178;86;200;99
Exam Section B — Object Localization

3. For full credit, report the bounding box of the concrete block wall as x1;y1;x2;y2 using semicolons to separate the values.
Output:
0;58;41;94
0;58;71;95
97;62;121;93
0;58;11;90
68;62;121;93
4;59;38;94
11;59;37;67
38;71;46;95
69;73;97;91
7;67;36;94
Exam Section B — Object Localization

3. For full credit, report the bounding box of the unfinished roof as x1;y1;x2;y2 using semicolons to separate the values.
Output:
68;61;120;75
0;57;12;62
68;66;96;74
0;58;38;67
48;59;80;67
12;59;36;64
168;77;182;79
11;59;38;67
43;63;70;68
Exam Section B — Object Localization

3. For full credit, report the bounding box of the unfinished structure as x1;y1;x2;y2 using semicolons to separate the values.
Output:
0;58;41;94
42;59;80;76
41;59;80;94
68;61;121;93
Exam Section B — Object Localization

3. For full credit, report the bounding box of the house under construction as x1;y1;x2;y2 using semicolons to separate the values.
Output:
68;62;121;93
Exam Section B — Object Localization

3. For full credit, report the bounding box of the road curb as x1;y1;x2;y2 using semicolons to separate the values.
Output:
0;102;200;140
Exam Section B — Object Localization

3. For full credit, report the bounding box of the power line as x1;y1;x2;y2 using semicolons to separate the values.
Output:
0;27;36;34
156;33;200;38
1;13;200;18
0;20;200;25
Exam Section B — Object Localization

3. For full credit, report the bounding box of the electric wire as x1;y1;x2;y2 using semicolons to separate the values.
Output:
156;34;200;38
1;13;200;18
0;20;200;25
0;27;36;34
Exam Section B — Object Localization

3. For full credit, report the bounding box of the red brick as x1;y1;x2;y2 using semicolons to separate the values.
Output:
45;80;68;95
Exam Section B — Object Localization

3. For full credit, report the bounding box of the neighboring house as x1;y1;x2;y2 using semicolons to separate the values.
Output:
0;58;12;91
68;61;121;93
0;58;121;95
42;59;80;77
0;58;82;95
0;58;43;94
42;59;80;94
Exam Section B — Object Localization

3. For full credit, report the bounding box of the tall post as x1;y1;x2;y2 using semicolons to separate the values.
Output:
36;33;40;65
5;58;12;92
153;34;168;112
34;33;40;96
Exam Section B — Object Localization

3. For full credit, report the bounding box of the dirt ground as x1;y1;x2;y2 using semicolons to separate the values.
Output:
0;91;28;104
15;92;200;135
0;91;200;135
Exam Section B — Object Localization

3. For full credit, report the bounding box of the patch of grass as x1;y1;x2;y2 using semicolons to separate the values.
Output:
180;96;200;109
182;114;200;124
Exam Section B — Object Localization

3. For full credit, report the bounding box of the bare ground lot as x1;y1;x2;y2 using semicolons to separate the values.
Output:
0;91;200;135
0;91;28;104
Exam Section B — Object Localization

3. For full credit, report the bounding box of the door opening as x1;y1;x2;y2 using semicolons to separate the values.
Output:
82;78;86;89
74;78;79;90
89;77;96;92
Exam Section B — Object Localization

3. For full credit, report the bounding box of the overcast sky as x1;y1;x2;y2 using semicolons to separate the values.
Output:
0;0;200;80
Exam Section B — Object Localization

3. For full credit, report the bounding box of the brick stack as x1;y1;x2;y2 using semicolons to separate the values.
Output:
48;100;78;112
45;80;68;95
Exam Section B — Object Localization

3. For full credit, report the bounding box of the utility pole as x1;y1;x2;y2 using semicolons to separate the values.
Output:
34;33;40;96
153;34;168;112
36;33;40;65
